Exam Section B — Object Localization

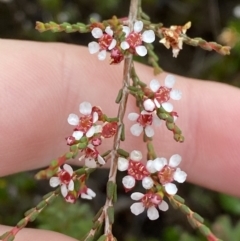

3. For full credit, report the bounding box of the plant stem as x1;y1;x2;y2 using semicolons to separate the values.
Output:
103;0;139;235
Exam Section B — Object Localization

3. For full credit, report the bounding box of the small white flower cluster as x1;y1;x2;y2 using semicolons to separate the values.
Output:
88;20;155;61
49;164;96;202
130;192;169;220
146;154;187;195
67;101;101;141
67;101;106;168
120;20;155;56
117;151;187;220
128;75;182;138
67;101;119;169
88;26;117;60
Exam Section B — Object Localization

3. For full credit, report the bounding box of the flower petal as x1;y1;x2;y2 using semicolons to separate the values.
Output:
145;126;154;137
87;188;96;198
86;126;95;138
105;26;113;36
142;176;154;189
122;175;135;189
136;45;147;56
85;158;97;168
130;150;142;161
117;157;129;171
79;101;92;115
173;168;187;183
142;30;155;43
130;123;143;136
92;112;99;123
153;157;167;171
61;184;68;197
88;41;100;54
120;41;130;50
146;160;157;173
164;183;177;195
169;154;182;167
128;113;139;121
122;26;130;37
63;164;73;175
49;177;60;187
98;50;107;60
134;21;143;32
91;27;103;38
154;98;160;108
79;155;85;162
68;180;74;191
130;192;144;201
72;131;83;140
108;39;117;50
170;89;182;100
67;113;79;125
130;202;145;215
97;155;106;165
147;206;159;220
164;74;175;88
81;193;92;200
162;102;173;112
158;200;169;211
150;79;161;92
94;125;102;133
143;99;155;112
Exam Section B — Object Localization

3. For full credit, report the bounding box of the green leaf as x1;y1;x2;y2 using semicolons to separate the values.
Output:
218;194;240;215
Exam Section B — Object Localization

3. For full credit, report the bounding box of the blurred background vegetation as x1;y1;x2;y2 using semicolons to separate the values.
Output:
0;0;240;241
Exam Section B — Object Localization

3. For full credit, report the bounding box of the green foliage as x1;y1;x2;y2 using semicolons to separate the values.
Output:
37;197;94;240
0;173;37;225
212;216;240;240
218;194;240;215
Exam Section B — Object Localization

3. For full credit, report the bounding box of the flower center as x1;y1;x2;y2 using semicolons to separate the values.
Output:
59;171;72;184
99;34;113;50
155;86;171;104
126;32;142;48
102;122;118;138
158;166;175;185
128;161;149;180
137;114;153;127
141;193;162;208
85;147;98;159
75;115;93;133
65;192;77;204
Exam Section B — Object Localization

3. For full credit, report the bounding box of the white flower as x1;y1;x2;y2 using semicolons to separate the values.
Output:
118;150;143;171
120;20;155;56
148;154;187;195
88;26;117;60
128;111;161;137
49;164;74;197
145;75;182;112
79;144;105;168
81;188;96;200
67;101;99;140
130;192;169;220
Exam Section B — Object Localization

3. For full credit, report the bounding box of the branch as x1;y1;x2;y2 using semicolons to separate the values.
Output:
103;0;139;236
